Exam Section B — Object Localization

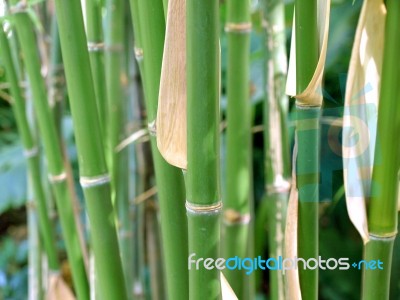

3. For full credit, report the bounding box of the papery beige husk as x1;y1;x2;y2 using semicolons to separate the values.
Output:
286;0;331;107
342;0;386;244
156;0;187;169
47;274;75;300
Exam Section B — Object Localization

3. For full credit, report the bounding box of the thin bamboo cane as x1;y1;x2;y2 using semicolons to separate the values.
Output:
146;201;165;300
27;198;43;300
187;0;221;299
0;21;60;276
51;0;128;297
223;0;252;298
103;0;129;291
48;16;64;140
85;0;107;136
262;0;290;299
48;16;90;274
104;0;125;238
130;1;189;299
363;0;400;298
8;10;90;299
128;32;147;299
294;0;320;299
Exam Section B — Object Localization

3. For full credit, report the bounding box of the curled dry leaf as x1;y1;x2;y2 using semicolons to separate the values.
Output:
342;0;386;244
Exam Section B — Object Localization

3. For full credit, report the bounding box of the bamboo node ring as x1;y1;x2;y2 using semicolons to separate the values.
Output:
223;209;251;225
80;174;110;188
23;146;39;158
10;0;28;14
224;22;252;33
87;42;105;52
369;233;397;241
147;120;157;136
26;200;36;210
266;178;291;194
185;201;223;214
134;47;144;61
48;172;67;183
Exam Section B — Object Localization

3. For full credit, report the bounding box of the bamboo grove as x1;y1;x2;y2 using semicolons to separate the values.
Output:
0;0;399;299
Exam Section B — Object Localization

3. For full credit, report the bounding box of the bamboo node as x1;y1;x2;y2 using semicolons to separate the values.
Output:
224;22;252;34
87;42;105;52
147;120;157;137
266;177;291;194
185;201;223;214
223;209;251;225
369;233;397;241
25;200;36;210
9;0;28;14
80;174;110;189
48;172;67;183
134;47;144;61
23;146;39;158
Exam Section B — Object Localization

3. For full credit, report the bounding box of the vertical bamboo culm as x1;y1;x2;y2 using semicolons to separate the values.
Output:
363;0;400;298
223;0;252;298
294;0;320;299
52;0;128;297
187;0;221;299
8;9;90;298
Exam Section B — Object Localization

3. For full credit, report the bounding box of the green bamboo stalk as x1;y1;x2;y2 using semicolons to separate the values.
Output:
263;0;291;179
8;9;90;299
51;0;128;297
294;0;319;299
0;23;60;276
48;16;64;140
104;0;124;213
129;0;144;81
49;16;91;276
223;0;252;298
146;201;165;300
261;0;290;299
363;1;400;298
104;0;129;292
27;174;43;300
187;0;221;299
85;0;107;135
128;34;147;299
130;1;189;299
